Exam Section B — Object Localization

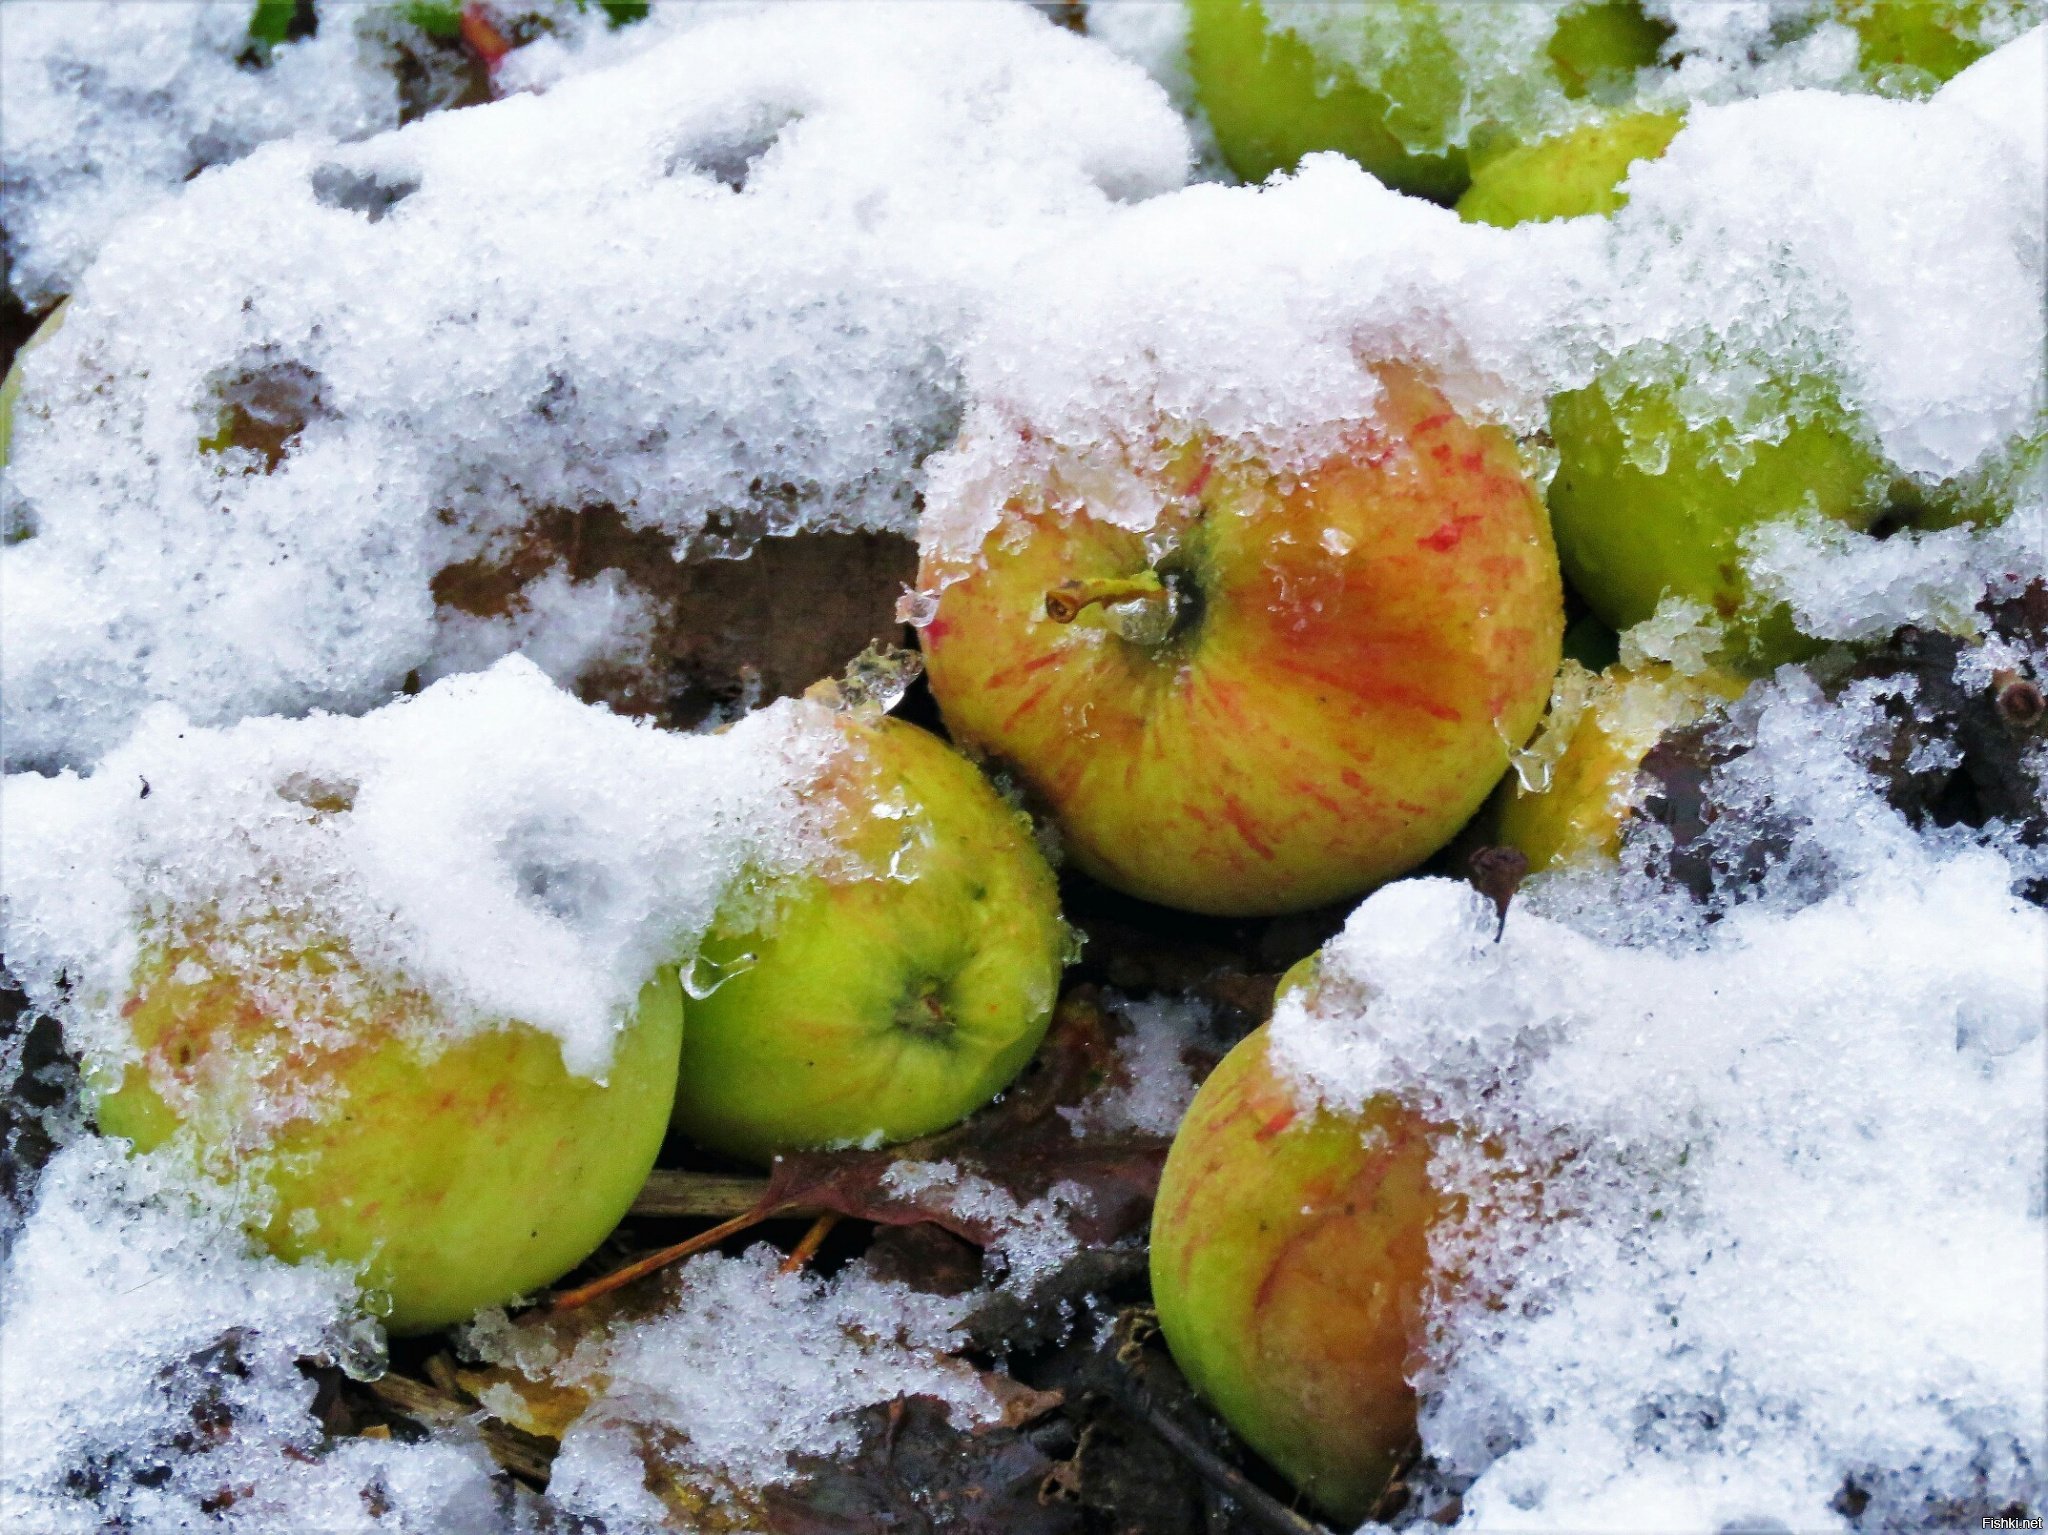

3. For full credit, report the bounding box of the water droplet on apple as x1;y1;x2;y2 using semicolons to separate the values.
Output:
1321;527;1355;556
895;586;940;628
683;949;758;1000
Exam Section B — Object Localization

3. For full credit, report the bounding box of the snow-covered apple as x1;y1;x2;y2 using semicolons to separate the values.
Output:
1150;986;1449;1525
1840;0;2028;88
93;934;683;1333
1488;659;1745;870
1187;0;1669;201
1546;367;1895;665
1456;109;1682;226
668;697;1067;1163
918;365;1564;917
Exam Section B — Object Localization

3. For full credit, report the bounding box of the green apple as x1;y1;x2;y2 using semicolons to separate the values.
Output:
1151;1016;1448;1525
92;934;683;1333
1186;0;1668;202
1488;659;1745;871
667;702;1066;1163
1547;365;1895;667
0;300;66;476
1456;109;1682;226
1838;0;2030;91
918;364;1563;918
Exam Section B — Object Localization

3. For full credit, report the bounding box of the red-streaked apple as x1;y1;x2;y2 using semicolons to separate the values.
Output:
667;698;1067;1163
917;365;1564;917
92;935;683;1334
1150;1011;1449;1525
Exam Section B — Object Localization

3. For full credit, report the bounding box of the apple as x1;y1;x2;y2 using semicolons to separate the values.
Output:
1487;659;1746;871
1839;0;2020;90
1185;0;1669;202
1150;1003;1449;1525
667;698;1067;1163
1456;109;1682;227
1546;367;1895;667
92;934;683;1333
916;364;1564;918
0;300;66;475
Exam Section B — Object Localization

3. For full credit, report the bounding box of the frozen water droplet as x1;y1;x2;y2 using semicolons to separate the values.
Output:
684;950;757;1000
832;642;924;717
1321;527;1354;556
895;587;940;627
323;1301;390;1382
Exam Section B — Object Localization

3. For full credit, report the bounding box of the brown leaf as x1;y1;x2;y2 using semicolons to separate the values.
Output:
757;1395;1079;1535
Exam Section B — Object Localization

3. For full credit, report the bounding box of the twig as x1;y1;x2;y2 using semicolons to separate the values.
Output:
629;1169;788;1220
777;1211;840;1274
548;1205;774;1311
1117;1394;1327;1535
361;1373;554;1487
1091;1325;1331;1535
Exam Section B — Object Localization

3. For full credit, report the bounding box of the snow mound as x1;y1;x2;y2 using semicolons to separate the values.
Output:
1;1139;512;1534
1;656;817;1081
0;0;1190;771
1271;662;2047;1527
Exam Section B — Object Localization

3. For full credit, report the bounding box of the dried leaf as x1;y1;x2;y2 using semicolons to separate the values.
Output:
452;1366;593;1442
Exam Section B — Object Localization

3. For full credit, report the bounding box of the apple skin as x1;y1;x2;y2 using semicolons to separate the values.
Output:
94;944;683;1334
0;300;66;474
1488;660;1745;870
918;365;1564;918
1186;0;1667;202
668;707;1066;1163
1546;371;1893;667
1150;1020;1447;1525
1456;109;1682;227
1186;0;1468;201
1839;0;2014;89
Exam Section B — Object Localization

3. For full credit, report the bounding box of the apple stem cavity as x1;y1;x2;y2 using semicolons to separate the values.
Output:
1992;669;2044;730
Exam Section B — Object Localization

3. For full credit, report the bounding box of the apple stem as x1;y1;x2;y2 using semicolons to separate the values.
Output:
1045;571;1167;624
778;1211;841;1274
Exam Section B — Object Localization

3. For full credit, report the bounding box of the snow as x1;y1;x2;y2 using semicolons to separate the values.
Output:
2;4;2044;1529
1;0;1190;771
460;1244;995;1516
1270;658;2048;1528
0;1138;514;1533
881;1158;1094;1294
0;657;819;1081
1060;992;1219;1138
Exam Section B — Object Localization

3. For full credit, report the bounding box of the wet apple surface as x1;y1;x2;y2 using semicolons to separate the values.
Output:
669;707;1066;1162
1150;1021;1449;1526
921;366;1564;917
94;941;684;1334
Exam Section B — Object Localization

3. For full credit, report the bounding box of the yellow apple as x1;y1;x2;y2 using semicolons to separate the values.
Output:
94;933;682;1334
